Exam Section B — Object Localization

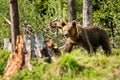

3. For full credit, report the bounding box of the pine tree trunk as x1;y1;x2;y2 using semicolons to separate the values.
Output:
9;0;20;51
68;0;76;22
83;0;92;27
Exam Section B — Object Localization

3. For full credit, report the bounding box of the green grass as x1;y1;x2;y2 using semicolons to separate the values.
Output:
0;50;10;76
0;48;120;80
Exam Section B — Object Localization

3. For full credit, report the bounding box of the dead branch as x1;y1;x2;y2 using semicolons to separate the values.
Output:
3;17;11;25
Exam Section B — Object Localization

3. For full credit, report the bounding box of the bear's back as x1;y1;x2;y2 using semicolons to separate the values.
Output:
84;25;107;36
84;26;108;47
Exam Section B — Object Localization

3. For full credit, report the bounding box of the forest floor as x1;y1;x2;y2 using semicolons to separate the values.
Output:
0;48;120;80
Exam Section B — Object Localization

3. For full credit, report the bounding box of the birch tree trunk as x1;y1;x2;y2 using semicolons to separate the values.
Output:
9;0;20;51
68;0;76;22
83;0;93;27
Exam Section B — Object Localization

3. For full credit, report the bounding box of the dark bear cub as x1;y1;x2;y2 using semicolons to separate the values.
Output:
61;20;111;55
45;39;61;57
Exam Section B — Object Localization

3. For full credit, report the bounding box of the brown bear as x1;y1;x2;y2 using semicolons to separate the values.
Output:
61;20;111;55
45;39;61;57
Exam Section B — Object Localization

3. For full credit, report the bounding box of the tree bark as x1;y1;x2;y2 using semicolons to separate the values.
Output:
83;0;92;27
9;0;20;51
3;36;25;78
68;0;77;22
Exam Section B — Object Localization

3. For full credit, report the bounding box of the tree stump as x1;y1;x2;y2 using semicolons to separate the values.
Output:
3;35;25;78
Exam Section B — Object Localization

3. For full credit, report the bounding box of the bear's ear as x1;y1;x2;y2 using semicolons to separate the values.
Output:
45;39;53;47
61;21;66;27
72;20;76;26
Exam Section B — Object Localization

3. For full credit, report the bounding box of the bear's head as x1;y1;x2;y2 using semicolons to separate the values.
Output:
45;39;54;48
61;20;78;38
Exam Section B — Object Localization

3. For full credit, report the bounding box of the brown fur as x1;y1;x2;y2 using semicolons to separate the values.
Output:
61;20;111;55
45;39;61;57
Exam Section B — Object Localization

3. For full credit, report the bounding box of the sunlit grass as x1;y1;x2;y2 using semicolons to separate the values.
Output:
0;50;10;75
0;48;120;80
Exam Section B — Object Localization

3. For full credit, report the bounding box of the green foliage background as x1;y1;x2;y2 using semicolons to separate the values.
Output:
0;0;120;48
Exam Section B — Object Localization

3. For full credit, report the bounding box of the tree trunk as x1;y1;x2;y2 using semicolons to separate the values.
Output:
83;0;92;27
9;0;20;51
68;0;76;22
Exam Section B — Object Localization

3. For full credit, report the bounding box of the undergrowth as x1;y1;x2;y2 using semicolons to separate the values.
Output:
0;50;10;76
0;48;120;80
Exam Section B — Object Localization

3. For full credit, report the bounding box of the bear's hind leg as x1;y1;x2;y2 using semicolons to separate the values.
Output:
93;47;97;53
101;41;111;55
